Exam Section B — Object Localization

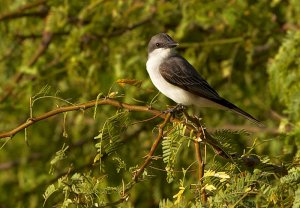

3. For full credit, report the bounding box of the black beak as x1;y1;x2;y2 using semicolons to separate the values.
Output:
167;41;179;48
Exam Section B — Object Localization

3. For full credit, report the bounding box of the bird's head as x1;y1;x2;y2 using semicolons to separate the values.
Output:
148;33;179;58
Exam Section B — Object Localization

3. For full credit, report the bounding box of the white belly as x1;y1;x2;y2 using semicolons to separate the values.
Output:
146;66;195;105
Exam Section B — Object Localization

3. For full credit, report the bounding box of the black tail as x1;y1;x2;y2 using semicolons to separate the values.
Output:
214;98;263;127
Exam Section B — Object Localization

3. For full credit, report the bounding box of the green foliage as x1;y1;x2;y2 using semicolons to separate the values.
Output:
268;31;300;122
0;0;299;207
162;123;189;183
43;172;122;207
94;110;130;167
212;129;249;155
49;144;69;174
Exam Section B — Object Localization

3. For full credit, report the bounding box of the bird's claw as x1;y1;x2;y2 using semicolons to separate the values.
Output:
163;104;186;118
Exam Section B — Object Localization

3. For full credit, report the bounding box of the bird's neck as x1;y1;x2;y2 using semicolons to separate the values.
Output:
148;48;176;61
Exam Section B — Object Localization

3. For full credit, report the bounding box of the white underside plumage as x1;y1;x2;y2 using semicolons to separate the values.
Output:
146;48;222;108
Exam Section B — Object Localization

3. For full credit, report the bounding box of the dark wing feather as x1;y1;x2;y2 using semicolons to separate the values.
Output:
159;55;221;100
159;55;262;125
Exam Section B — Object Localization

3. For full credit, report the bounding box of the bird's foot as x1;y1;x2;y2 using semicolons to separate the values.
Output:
163;104;186;117
188;115;203;128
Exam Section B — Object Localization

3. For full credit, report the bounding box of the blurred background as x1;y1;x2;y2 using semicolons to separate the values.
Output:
0;0;299;207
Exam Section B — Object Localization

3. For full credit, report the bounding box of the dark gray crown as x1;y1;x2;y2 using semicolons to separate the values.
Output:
148;33;178;53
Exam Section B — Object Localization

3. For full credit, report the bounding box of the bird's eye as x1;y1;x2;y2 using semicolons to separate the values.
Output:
156;43;160;47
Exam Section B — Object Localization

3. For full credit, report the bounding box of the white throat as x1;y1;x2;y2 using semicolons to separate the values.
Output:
148;48;174;60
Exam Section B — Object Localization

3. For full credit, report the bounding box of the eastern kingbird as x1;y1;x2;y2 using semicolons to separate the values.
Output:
146;33;261;125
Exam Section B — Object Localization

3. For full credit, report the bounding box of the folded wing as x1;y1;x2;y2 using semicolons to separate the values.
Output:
159;55;261;125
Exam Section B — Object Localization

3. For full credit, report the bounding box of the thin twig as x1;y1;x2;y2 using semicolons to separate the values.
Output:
93;17;153;39
208;124;281;134
0;0;48;21
28;31;53;66
179;37;243;48
99;113;171;208
130;113;163;125
194;134;204;181
14;32;69;40
194;131;207;204
133;113;171;181
184;110;207;203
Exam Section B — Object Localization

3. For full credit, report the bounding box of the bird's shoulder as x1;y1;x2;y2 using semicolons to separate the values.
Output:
159;54;207;85
160;55;195;75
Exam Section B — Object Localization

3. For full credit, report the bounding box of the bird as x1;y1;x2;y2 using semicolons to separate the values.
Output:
146;33;261;125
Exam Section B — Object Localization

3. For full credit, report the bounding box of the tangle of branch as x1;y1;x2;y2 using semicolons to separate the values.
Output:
133;113;172;181
0;97;287;177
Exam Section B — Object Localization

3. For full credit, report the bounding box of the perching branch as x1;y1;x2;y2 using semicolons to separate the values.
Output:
0;98;160;139
3;96;285;178
0;97;287;207
0;98;226;158
3;96;283;173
